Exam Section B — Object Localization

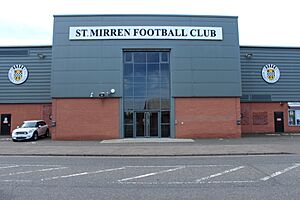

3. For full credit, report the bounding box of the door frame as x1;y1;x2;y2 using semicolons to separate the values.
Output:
274;112;284;133
133;111;160;138
1;114;12;135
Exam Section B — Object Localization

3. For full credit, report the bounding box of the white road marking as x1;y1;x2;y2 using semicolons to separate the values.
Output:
17;164;62;167
0;179;32;182
260;163;300;181
205;180;257;184
0;165;19;169
195;166;245;183
125;165;232;168
41;167;126;181
0;164;61;167
118;166;185;182
0;167;67;177
117;180;258;185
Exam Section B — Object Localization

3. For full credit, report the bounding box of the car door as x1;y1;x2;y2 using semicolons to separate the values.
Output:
40;121;47;135
36;121;44;136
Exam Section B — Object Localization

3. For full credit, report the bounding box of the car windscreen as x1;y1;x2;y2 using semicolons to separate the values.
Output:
20;122;37;128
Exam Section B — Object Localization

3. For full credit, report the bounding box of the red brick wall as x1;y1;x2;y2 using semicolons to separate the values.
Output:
175;97;241;138
0;104;52;135
52;98;120;140
241;102;300;134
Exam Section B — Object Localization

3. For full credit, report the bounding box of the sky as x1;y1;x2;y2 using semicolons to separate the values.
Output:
0;0;299;47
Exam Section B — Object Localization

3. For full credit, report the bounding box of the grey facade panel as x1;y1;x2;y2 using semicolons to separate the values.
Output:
240;46;300;102
52;15;241;98
51;83;121;97
54;58;121;71
0;46;52;103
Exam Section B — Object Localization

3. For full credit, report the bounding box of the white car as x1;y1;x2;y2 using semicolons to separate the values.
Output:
12;120;49;142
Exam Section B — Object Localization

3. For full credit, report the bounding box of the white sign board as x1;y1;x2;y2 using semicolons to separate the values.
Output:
69;26;223;40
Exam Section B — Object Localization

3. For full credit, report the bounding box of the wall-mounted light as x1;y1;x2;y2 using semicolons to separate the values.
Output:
37;53;46;59
245;53;253;59
110;88;116;94
97;89;116;98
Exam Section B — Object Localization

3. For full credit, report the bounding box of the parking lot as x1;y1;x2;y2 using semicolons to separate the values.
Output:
1;155;300;200
1;160;299;185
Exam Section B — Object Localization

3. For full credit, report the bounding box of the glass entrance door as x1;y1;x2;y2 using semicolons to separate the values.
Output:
135;111;159;137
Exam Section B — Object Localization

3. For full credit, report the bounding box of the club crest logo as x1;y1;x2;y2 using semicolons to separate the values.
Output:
8;64;28;84
261;64;280;84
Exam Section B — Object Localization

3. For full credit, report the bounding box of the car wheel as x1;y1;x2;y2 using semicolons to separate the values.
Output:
32;132;38;141
45;129;50;138
12;139;17;142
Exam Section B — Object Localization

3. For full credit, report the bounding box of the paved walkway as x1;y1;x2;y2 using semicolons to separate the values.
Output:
0;134;300;156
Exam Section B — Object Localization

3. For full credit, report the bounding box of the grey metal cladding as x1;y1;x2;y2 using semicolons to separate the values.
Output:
0;46;52;103
52;15;241;98
240;46;300;102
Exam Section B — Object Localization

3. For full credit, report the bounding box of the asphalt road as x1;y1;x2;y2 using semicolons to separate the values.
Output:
0;155;299;200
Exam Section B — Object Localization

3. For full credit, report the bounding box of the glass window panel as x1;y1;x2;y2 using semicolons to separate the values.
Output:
161;125;170;137
124;77;133;84
147;64;159;77
124;112;133;124
147;52;159;63
147;83;160;98
124;64;133;77
150;112;158;137
134;98;147;110
161;111;170;123
136;112;145;137
134;83;146;97
296;110;300;125
289;110;300;126
134;64;146;77
161;64;170;82
124;125;133;138
161;98;170;110
124;52;133;63
124;98;134;110
134;77;146;83
146;98;160;110
160;76;170;83
134;52;146;63
161;52;169;62
124;83;133;97
161;83;170;98
147;76;160;84
288;110;295;125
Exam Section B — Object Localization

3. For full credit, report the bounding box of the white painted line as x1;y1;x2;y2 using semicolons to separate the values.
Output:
206;180;257;184
0;164;61;167
0;165;19;169
118;166;185;182
195;166;245;183
117;180;257;185
0;179;32;183
0;167;67;177
18;164;62;167
260;163;300;181
41;167;126;181
125;165;232;168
